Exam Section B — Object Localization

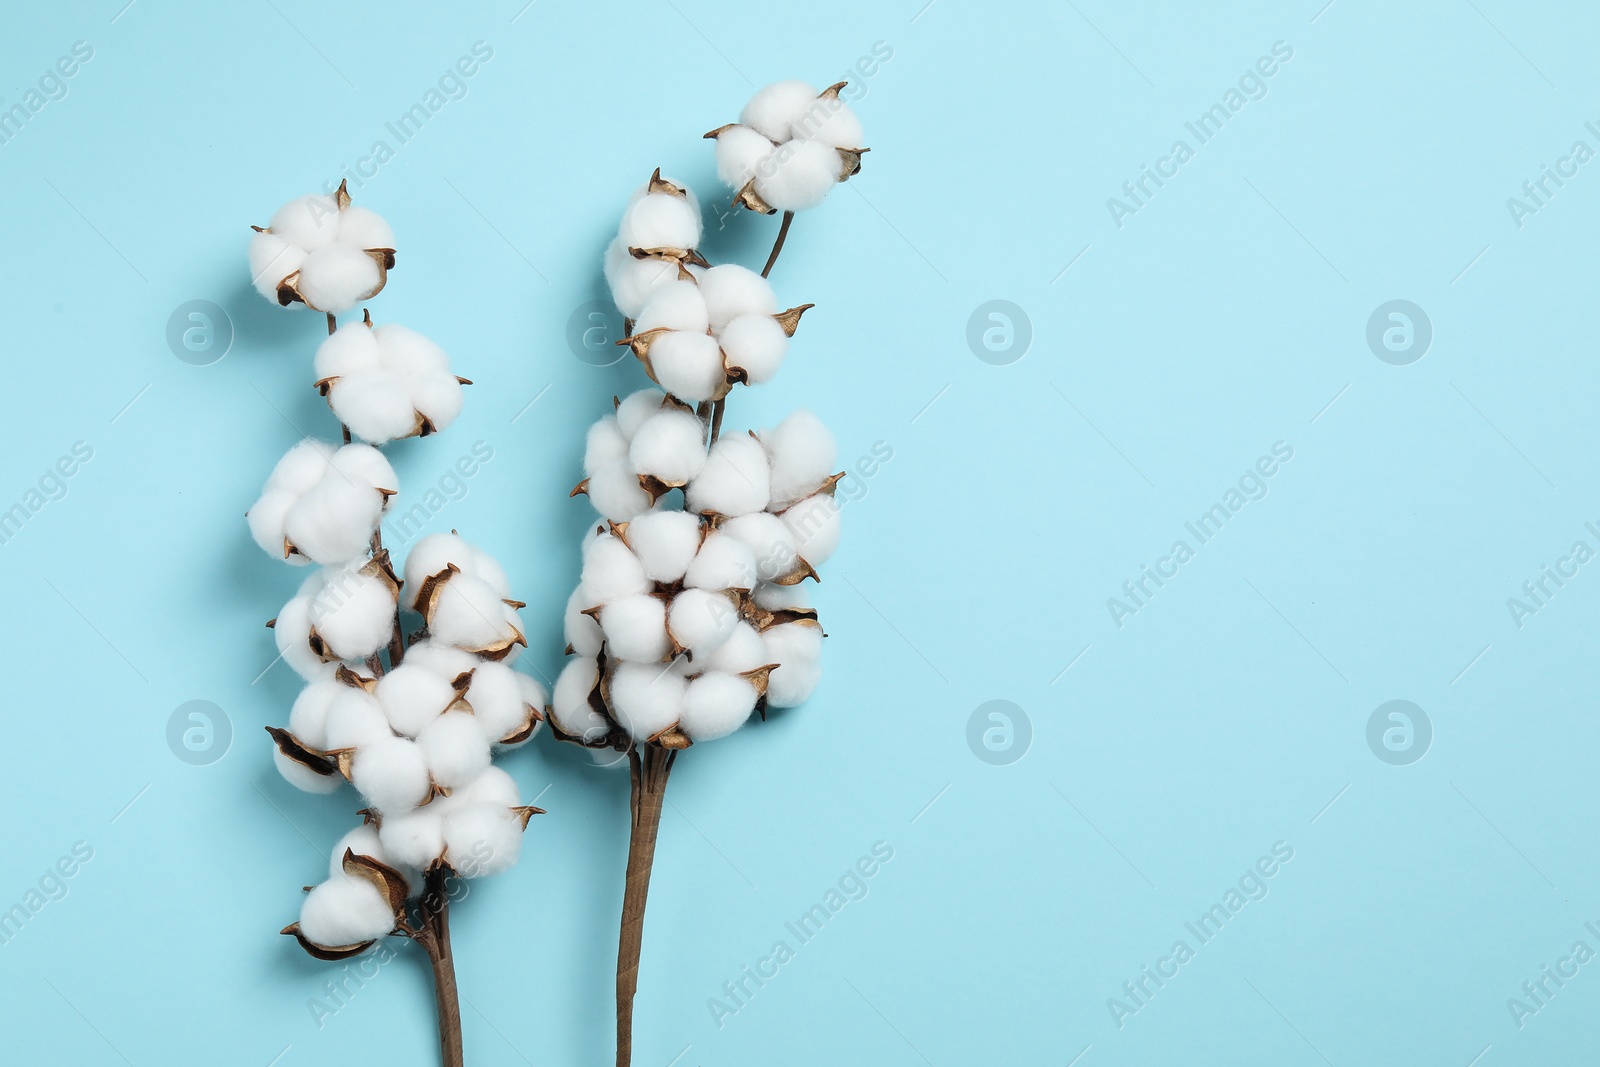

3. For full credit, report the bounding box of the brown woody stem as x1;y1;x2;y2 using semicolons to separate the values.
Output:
709;398;726;445
760;210;794;279
414;866;465;1067
616;745;674;1066
326;312;338;336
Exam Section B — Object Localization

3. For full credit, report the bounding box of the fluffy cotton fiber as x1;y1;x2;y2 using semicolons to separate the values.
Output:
687;435;771;516
250;190;395;313
298;874;395;948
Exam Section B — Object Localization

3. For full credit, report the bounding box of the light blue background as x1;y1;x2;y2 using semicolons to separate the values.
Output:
1;0;1596;1063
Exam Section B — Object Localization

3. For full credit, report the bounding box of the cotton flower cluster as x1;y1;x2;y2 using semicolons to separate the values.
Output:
247;186;542;964
270;539;544;953
602;170;705;321
287;763;533;957
601;177;811;403
551;389;839;749
249;182;397;313
315;316;468;444
706;80;868;214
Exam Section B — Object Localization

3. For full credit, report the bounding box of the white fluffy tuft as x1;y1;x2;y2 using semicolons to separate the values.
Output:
679;672;758;741
298;875;394;948
687;435;770;516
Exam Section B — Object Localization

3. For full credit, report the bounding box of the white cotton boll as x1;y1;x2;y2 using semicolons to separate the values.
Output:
584;416;630;477
328;825;394;878
430;573;518;652
754;139;842;213
740;81;821;141
378;807;446;870
702;621;769;676
636;280;709;335
307;563;396;660
683;532;758;591
416;710;491;790
350;736;433;814
564;584;604;657
443;805;522;878
619;192;702;252
402;638;480;682
403;533;472;609
616;388;668;439
327;369;417;442
331;443;398;495
600;594;670;662
680;672;758;741
581;533;650;604
719;314;788;385
608;662;686;740
687;435;770;516
626;509;702;583
289;679;344;750
249;231;306;298
372;324;449;376
646;332;725;404
764;409;837;508
274;595;326;680
266;439;338;494
465;660;526;742
284;476;383;565
552;657;609;741
411;369;464;432
720;512;798;582
464;766;520;807
270;194;342;252
275;748;343;794
715;124;777;189
790;93;864;148
295;243;381;313
586;460;652;522
752;581;810;611
337;205;395;250
247;488;298;562
763;622;824;707
298;875;394;947
630;410;707;485
376;663;457;737
314;322;383;379
667;588;738;657
323;689;391;751
781;493;841;564
605;238;682;320
700;265;777;332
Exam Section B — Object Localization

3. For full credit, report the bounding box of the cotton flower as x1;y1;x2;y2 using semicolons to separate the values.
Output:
315;318;467;443
761;620;824;707
620;275;810;404
416;709;492;790
607;661;686;741
550;656;611;743
686;435;770;517
248;439;397;565
706;81;868;215
249;181;397;312
273;556;400;670
295;874;396;951
679;672;758;741
761;409;837;509
622;508;702;584
323;685;391;750
403;533;525;659
620;170;704;259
